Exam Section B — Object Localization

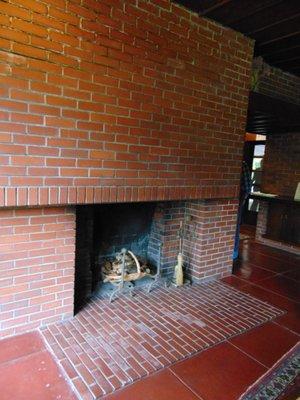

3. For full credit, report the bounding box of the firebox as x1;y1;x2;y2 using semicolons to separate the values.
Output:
75;201;183;310
74;199;237;311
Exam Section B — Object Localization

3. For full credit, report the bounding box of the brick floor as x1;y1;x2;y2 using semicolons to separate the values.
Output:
41;281;283;399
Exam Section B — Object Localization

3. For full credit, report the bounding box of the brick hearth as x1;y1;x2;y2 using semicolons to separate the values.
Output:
41;281;283;399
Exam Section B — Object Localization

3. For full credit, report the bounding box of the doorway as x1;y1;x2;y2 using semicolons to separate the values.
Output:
242;139;266;226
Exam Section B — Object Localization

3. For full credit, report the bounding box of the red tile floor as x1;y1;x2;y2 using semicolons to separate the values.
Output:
0;331;76;400
0;229;299;400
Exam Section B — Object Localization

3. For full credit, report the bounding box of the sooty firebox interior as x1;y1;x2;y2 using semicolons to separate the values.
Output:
75;202;158;311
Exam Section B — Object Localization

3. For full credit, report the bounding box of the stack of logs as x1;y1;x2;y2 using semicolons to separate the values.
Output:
102;250;152;284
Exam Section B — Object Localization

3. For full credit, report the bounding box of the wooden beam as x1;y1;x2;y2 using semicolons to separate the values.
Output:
271;57;300;69
248;92;300;120
247;92;300;135
201;0;281;24
231;1;300;35
251;116;277;122
172;0;233;15
196;0;233;16
264;47;300;63
255;34;300;57
251;15;300;44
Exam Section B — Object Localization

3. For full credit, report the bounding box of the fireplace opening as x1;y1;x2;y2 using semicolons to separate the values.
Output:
75;202;159;312
75;201;187;313
74;199;235;312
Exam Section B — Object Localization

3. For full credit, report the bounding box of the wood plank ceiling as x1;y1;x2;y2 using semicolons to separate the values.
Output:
173;0;300;76
247;92;300;134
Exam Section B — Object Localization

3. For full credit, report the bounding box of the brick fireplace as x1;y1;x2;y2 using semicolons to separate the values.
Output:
0;0;253;338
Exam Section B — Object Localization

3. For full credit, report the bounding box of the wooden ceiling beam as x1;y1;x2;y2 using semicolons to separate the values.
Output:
246;127;270;134
249;122;300;128
251;116;277;122
247;124;300;134
270;57;300;69
264;47;300;63
231;1;300;35
199;0;281;24
247;92;300;135
247;123;271;127
251;15;300;44
195;0;233;16
255;34;300;57
172;0;234;15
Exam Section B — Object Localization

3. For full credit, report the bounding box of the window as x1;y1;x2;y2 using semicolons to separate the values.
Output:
248;143;265;212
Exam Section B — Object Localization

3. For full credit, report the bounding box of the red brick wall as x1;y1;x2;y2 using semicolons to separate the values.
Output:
261;132;300;197
0;207;75;338
184;199;238;280
0;0;253;208
148;199;237;280
253;58;300;105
